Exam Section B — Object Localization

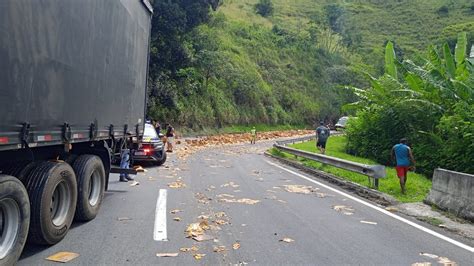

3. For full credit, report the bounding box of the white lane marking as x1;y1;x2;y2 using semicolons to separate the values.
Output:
154;189;168;241
265;160;474;253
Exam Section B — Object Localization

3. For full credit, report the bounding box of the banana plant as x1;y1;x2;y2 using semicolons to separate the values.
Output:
346;32;473;113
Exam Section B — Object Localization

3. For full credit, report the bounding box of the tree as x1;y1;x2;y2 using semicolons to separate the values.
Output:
324;4;345;33
255;0;274;17
148;0;222;118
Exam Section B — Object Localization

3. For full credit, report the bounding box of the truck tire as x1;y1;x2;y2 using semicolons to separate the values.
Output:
155;151;167;166
0;175;30;265
24;162;77;245
72;155;105;222
0;161;37;183
63;154;78;166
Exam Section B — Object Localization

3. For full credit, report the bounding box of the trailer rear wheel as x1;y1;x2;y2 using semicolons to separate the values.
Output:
72;155;105;221
24;162;77;245
0;175;30;265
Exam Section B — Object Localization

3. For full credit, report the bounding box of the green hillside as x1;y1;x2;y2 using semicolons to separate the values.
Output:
221;0;474;68
148;0;474;129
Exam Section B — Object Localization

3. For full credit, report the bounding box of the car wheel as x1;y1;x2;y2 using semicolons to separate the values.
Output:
154;151;167;166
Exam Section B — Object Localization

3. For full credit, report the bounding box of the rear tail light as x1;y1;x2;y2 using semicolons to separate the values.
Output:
144;148;151;155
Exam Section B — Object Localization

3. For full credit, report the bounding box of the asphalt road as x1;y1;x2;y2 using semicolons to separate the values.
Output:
18;141;473;265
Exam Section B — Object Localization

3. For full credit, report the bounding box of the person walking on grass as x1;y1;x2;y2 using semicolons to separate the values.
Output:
250;127;257;144
391;138;416;194
316;121;330;154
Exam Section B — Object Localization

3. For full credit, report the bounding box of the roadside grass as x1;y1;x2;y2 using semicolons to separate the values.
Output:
270;135;432;203
416;216;444;227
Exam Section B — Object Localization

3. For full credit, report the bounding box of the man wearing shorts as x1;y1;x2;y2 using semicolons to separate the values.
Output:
391;138;416;194
316;122;330;154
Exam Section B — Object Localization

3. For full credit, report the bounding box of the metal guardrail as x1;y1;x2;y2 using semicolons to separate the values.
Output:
274;144;386;178
275;135;316;146
273;136;386;188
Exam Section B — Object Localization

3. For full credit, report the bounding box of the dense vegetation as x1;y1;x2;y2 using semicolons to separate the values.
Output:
147;0;473;130
345;34;474;176
147;0;473;174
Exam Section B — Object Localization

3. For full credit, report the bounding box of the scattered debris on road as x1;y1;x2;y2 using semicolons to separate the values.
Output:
284;185;317;194
180;246;199;252
185;221;210;238
175;130;313;161
333;205;354;215
45;252;80;263
173;217;181;222
232;243;241;250
196;192;212;204
360;221;377;225
221;182;240;188
193;254;206;260
219;198;260;205
215;219;228;225
117;217;132;222
213;246;227;253
419;253;456;265
168;180;186;189
133;165;147;172
156;253;179;257
215;212;226;218
193;234;214;242
385;206;398;212
170;209;182;214
129;181;140;186
280;237;295;243
217;194;235;198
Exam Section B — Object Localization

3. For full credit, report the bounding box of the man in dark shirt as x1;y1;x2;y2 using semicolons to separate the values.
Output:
316;122;330;154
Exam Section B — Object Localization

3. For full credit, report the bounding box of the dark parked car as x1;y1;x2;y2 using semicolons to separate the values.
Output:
134;123;167;166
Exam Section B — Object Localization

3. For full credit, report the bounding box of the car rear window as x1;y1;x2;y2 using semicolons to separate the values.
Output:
144;124;158;138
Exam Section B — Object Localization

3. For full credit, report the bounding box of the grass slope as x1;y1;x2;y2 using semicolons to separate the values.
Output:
220;0;474;67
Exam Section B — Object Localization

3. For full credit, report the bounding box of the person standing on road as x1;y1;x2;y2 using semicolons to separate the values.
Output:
154;120;161;135
250;126;257;144
391;138;416;194
316;121;330;154
119;149;134;182
165;123;175;152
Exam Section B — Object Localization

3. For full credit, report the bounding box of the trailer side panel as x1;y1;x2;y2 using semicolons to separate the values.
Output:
0;0;152;150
